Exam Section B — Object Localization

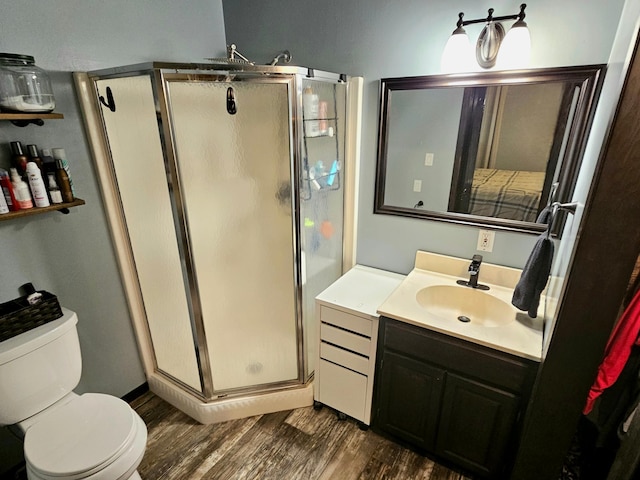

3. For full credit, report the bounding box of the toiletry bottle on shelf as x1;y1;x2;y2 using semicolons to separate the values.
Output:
0;169;19;211
40;148;56;177
10;141;28;177
55;158;73;203
52;148;74;195
26;162;50;207
319;101;328;135
302;86;320;137
47;174;62;204
10;167;32;209
0;188;8;213
27;144;44;171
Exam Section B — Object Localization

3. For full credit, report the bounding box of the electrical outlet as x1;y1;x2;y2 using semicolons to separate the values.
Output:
413;179;422;192
477;229;495;252
425;153;434;166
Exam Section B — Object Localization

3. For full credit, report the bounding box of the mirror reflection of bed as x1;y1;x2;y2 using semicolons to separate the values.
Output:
449;82;574;222
468;168;545;222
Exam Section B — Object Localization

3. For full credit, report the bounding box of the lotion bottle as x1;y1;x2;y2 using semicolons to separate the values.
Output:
10;167;32;209
26;162;50;207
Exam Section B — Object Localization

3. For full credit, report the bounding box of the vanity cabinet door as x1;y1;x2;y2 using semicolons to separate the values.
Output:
375;350;444;451
436;373;519;478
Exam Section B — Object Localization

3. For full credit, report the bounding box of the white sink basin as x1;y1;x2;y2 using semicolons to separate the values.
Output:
415;285;515;327
376;251;544;361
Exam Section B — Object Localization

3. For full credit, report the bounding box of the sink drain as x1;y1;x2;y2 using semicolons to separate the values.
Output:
458;315;471;323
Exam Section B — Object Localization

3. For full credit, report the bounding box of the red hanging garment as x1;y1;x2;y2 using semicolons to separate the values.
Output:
583;288;640;415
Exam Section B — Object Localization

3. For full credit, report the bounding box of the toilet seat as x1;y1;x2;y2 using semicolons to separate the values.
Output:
24;393;146;480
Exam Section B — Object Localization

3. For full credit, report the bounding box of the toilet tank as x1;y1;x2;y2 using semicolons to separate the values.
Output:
0;309;82;426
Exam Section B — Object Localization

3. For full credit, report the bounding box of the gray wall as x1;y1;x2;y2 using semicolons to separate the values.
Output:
222;0;626;274
0;1;227;397
384;88;462;211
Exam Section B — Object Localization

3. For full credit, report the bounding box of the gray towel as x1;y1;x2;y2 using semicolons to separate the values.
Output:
536;206;553;224
511;234;554;318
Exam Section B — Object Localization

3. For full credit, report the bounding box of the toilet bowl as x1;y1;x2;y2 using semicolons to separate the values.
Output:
0;309;148;480
23;393;147;480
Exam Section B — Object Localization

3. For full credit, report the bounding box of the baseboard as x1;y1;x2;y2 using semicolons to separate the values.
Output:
122;382;149;403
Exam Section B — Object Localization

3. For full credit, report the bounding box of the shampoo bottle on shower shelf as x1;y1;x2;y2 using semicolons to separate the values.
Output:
10;167;33;209
0;169;19;211
319;101;328;135
302;86;320;137
26;162;50;207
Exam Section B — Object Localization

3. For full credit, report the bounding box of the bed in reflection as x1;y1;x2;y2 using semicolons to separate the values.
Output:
469;168;545;223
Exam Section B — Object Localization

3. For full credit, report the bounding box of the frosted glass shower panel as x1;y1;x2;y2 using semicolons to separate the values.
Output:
96;77;201;392
166;79;299;392
300;80;347;379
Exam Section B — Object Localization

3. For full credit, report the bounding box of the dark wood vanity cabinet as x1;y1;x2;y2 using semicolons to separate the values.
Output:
373;317;537;479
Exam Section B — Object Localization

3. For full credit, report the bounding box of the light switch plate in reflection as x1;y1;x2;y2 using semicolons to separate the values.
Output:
425;153;434;166
477;229;495;252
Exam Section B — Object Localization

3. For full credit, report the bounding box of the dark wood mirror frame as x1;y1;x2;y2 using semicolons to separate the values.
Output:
374;65;606;235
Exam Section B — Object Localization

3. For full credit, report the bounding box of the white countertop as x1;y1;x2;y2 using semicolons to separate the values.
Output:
377;252;544;361
316;265;406;318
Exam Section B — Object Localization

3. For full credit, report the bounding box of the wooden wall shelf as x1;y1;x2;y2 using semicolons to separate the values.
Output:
0;112;64;121
0;198;85;221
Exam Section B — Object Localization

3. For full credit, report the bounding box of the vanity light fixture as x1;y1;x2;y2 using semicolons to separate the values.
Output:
441;4;530;72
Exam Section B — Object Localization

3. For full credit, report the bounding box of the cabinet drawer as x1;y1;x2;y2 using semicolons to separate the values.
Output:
321;323;370;356
383;318;534;393
318;359;367;421
320;306;372;337
320;342;369;375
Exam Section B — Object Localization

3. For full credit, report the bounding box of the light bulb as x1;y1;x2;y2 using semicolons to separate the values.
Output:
441;29;474;73
496;21;531;69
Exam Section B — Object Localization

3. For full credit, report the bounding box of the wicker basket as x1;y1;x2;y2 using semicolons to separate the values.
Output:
0;291;63;342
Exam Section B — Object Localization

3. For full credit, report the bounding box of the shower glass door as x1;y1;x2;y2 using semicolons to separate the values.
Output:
299;79;347;379
164;76;300;393
96;76;202;393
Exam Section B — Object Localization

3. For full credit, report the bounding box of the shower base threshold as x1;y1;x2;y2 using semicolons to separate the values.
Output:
148;373;313;424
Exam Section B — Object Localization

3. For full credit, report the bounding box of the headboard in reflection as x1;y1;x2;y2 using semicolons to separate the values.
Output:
374;65;605;234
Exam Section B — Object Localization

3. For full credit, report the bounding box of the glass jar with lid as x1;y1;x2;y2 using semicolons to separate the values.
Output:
0;54;55;113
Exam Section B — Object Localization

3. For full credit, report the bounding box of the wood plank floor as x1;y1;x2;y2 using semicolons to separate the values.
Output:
131;391;473;480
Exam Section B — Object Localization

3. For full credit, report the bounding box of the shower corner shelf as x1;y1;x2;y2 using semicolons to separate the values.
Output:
0;198;86;221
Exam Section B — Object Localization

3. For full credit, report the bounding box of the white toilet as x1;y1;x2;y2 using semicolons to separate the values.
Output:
0;308;147;479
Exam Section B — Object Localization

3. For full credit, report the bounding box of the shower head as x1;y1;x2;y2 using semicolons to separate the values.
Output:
206;44;255;65
269;50;292;66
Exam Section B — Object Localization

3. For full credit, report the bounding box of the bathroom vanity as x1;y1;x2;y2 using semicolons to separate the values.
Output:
374;318;537;478
373;251;543;478
315;251;543;479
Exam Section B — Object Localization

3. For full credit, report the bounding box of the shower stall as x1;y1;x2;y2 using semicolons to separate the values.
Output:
75;62;359;423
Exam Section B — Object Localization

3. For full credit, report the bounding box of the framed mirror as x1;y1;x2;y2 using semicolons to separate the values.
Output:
374;65;605;234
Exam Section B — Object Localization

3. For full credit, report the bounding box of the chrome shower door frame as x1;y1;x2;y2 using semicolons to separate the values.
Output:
156;69;305;399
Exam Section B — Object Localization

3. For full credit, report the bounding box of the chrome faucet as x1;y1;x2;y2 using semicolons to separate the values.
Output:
456;254;490;290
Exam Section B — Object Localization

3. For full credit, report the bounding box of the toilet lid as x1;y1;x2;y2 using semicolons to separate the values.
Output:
24;393;137;478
